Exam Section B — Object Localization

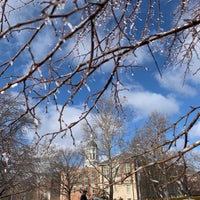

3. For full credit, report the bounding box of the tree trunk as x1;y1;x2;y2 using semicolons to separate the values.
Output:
109;182;113;200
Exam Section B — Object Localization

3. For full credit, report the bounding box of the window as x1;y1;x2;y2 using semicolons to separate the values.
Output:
90;147;96;160
98;172;102;183
85;172;89;186
92;171;96;184
78;174;83;186
125;163;130;174
103;166;109;178
127;185;131;194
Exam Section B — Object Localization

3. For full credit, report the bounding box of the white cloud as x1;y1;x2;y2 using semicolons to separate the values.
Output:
122;89;179;119
156;68;198;97
97;45;151;75
186;49;200;85
29;103;88;149
189;122;200;140
30;27;57;61
134;46;151;65
155;24;200;97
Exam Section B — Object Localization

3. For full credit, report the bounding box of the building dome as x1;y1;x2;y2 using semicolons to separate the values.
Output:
84;136;98;167
88;140;97;148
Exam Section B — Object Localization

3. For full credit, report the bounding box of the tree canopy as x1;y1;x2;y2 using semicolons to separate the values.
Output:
0;1;199;156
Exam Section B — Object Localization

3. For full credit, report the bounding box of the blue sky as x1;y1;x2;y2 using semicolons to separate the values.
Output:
0;0;199;151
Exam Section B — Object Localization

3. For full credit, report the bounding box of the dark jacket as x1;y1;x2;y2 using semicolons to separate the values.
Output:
81;193;87;200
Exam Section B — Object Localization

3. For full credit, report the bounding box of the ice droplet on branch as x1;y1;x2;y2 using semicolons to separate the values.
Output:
64;18;74;31
11;83;18;88
85;83;91;92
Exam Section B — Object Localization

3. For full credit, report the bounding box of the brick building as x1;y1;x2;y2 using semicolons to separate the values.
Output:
60;138;138;200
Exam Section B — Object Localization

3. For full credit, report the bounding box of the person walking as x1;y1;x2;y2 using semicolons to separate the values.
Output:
81;190;88;200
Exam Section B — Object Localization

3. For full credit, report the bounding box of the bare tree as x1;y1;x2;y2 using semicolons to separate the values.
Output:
0;0;200;173
0;92;39;199
0;0;200;145
130;112;186;200
177;153;200;198
0;144;39;199
83;97;128;200
0;92;37;151
47;148;84;200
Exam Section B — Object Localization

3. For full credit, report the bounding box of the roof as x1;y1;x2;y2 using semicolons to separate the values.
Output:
87;140;97;147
